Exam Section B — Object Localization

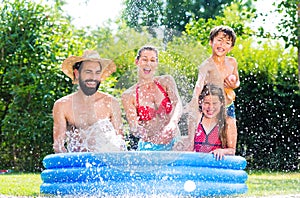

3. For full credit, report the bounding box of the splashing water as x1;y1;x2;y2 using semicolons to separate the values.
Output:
66;118;127;152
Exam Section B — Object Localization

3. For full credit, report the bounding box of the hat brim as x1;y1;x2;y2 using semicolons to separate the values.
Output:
61;56;116;84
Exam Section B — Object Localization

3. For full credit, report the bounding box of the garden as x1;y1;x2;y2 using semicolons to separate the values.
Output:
0;0;299;197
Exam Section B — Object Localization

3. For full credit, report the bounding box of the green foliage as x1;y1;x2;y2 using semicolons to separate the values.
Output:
163;0;233;32
0;0;298;172
232;38;299;170
0;0;90;171
122;0;164;31
161;36;209;104
275;0;298;49
185;2;255;46
122;0;254;35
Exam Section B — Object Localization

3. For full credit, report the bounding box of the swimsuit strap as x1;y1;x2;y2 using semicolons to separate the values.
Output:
200;113;204;122
197;114;204;129
154;80;168;97
136;84;140;108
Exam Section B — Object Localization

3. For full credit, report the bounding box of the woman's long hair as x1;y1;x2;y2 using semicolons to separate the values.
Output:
199;84;227;148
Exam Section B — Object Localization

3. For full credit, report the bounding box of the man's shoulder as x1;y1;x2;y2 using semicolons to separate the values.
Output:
96;91;116;100
54;93;75;105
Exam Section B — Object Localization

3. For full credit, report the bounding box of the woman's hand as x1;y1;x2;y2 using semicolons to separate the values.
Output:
131;125;148;139
173;137;194;151
160;121;177;144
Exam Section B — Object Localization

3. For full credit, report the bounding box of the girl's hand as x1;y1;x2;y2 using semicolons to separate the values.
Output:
211;149;226;160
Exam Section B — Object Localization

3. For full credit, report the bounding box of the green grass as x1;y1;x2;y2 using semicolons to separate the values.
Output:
0;171;299;197
243;171;300;197
0;173;42;197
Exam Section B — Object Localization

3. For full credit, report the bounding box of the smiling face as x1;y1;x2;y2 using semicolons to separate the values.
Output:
210;31;233;57
135;49;158;81
75;61;102;96
200;95;222;119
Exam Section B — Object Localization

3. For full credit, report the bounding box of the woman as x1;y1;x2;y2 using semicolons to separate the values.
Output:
121;46;182;151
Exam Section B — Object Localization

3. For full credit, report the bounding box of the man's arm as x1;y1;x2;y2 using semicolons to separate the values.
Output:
52;100;68;153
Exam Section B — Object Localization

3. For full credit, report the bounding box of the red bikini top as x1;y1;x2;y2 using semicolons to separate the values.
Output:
136;80;172;121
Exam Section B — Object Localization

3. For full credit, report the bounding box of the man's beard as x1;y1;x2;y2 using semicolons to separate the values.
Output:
79;78;100;96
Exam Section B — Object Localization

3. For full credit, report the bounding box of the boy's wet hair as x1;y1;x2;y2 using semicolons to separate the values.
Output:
136;46;158;61
209;26;236;47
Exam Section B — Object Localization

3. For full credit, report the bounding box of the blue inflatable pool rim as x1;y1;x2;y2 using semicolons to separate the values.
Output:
43;151;247;169
40;151;248;197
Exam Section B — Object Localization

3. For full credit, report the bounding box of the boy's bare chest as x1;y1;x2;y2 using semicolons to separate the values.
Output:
208;64;234;81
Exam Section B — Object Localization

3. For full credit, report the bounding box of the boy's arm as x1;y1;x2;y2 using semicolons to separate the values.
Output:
187;64;207;112
229;57;240;89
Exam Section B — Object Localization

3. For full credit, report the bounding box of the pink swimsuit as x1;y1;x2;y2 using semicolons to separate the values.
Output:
194;123;222;152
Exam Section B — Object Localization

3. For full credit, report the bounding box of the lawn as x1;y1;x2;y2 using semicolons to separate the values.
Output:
244;171;300;197
0;171;299;197
0;173;41;197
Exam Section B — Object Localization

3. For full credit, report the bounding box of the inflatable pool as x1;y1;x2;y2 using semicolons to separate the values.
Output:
40;152;248;197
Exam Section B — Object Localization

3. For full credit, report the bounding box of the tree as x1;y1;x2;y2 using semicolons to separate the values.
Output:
122;0;253;36
164;0;233;32
0;0;90;171
257;1;299;88
275;1;299;88
185;2;255;46
121;0;163;33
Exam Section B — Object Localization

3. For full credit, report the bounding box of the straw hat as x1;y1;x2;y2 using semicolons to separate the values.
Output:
61;50;116;84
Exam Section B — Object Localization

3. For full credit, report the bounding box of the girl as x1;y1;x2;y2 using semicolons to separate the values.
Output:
175;84;235;160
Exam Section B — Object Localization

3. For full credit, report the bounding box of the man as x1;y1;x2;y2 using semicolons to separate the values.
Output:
53;50;125;153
